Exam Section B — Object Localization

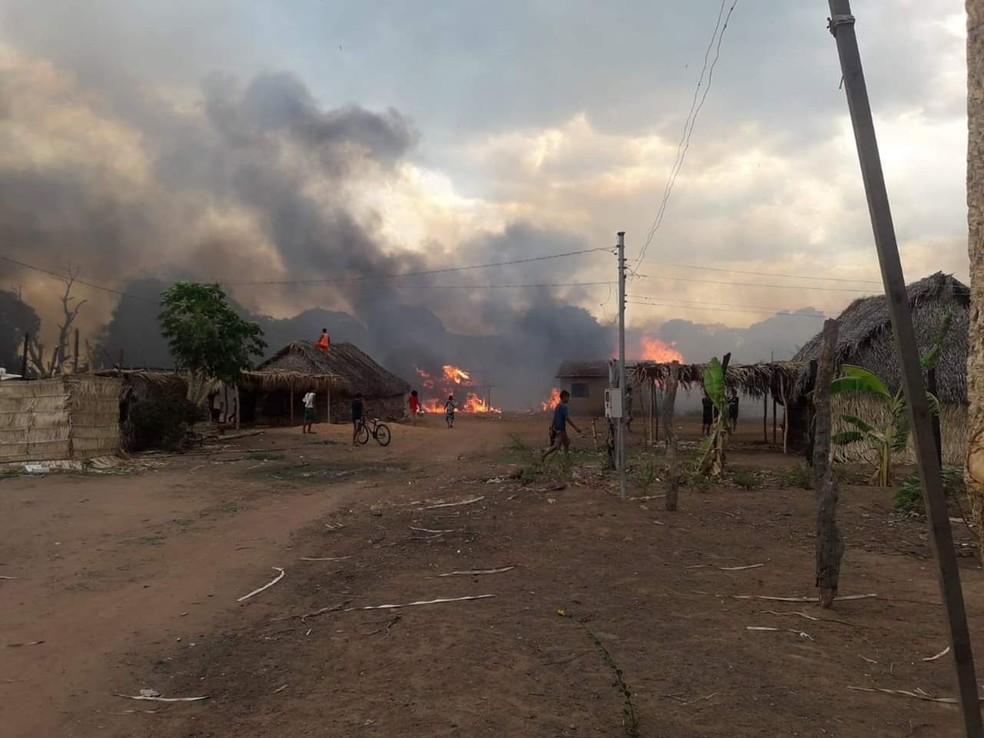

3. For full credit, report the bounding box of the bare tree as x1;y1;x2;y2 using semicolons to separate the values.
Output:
23;268;87;377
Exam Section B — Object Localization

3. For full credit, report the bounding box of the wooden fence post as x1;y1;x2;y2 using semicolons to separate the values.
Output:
814;319;844;609
663;361;681;512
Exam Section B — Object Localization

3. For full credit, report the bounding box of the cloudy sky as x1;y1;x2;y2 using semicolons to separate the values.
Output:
0;0;969;372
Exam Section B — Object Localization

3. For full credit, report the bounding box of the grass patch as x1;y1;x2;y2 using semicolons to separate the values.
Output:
895;466;965;515
245;451;287;462
577;618;640;738
730;469;762;490
782;462;814;491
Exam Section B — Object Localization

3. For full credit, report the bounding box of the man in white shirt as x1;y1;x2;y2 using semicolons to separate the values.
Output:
302;387;317;434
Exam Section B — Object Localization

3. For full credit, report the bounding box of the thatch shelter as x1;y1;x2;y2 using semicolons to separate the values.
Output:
0;376;121;464
631;360;803;398
241;341;410;424
790;272;969;465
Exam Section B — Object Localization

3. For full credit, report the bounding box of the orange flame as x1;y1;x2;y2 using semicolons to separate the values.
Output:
636;337;683;363
463;392;500;414
540;387;561;412
442;364;471;384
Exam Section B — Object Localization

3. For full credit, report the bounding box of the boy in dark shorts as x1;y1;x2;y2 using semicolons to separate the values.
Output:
351;393;364;445
542;390;581;460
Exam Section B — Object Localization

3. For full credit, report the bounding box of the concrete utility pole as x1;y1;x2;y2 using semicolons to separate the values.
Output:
828;2;982;733
617;231;627;500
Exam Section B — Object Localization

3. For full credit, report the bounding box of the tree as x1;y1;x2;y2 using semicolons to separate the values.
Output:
695;355;731;476
159;283;266;404
0;289;40;372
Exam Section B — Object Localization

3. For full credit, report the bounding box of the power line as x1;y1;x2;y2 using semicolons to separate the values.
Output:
628;293;827;315
637;258;882;285
222;247;612;286
626;299;829;319
633;272;871;293
634;0;741;268
0;255;157;303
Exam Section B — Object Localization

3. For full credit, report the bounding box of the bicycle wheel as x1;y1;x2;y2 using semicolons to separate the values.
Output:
374;423;391;446
356;423;370;445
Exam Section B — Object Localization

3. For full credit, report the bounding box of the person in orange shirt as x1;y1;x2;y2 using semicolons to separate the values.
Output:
316;328;330;352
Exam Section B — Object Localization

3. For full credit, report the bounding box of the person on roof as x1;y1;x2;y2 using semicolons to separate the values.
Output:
316;328;330;353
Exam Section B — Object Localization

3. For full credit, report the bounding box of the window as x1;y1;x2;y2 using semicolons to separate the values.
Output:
571;382;589;398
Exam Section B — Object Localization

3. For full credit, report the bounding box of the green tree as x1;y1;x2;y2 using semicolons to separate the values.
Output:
159;283;266;403
695;356;730;476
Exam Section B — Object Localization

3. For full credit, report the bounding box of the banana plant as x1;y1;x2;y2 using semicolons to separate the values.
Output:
830;314;949;486
696;356;730;476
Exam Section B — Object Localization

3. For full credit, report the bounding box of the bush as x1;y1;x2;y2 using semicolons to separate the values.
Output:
731;469;762;490
126;395;205;452
894;466;965;515
783;463;814;491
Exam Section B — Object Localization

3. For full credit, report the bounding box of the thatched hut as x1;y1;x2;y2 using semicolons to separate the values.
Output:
790;272;969;465
0;375;121;464
241;341;410;424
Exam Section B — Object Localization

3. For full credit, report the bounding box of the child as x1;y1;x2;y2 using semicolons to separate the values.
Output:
302;387;317;434
542;390;581;459
408;390;420;425
444;395;457;428
316;328;330;353
701;394;713;436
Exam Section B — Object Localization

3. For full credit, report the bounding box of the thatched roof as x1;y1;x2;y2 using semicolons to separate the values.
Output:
631;361;804;398
791;272;969;404
247;341;409;397
556;361;611;379
94;369;187;393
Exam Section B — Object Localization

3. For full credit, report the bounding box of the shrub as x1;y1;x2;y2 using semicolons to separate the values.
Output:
783;463;814;491
894;466;965;515
731;469;762;490
126;395;205;452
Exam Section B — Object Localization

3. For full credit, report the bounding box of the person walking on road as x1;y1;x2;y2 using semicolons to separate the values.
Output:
351;392;364;445
542;390;581;460
302;387;317;434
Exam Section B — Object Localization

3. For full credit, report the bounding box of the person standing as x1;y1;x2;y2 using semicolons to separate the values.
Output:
351;392;365;445
542;390;581;460
444;395;457;428
302;387;317;434
701;394;713;436
408;390;421;425
316;328;330;353
728;395;739;431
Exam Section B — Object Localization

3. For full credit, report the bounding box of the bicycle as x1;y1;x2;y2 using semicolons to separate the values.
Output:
356;417;391;446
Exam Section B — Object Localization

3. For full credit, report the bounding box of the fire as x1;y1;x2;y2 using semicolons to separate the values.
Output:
636;337;683;363
540;387;561;412
413;364;500;413
443;364;471;384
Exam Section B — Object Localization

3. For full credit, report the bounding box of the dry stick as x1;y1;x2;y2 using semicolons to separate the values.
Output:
437;567;515;577
409;526;457;534
813;319;844;609
0;576;17;580
115;694;208;703
297;601;350;622
299;556;351;562
343;594;495;611
420;496;485;510
732;593;877;603
746;626;814;641
663;360;681;511
846;686;960;705
716;564;764;571
923;646;951;662
237;567;285;603
762;609;860;628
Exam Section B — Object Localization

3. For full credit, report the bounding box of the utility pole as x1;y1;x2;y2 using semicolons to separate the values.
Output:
617;231;627;500
828;3;982;733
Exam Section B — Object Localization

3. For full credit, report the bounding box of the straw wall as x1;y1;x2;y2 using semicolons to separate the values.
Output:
0;376;121;463
831;395;967;467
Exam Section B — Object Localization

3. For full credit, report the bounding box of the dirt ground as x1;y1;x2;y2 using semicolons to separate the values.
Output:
1;413;982;737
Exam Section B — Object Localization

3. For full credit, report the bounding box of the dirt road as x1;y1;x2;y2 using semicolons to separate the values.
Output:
1;415;981;737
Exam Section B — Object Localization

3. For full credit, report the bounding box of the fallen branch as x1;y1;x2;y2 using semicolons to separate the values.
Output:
421;496;485;510
297;601;350;622
5;640;44;647
299;556;351;562
0;575;18;580
846;685;959;704
437;567;515;577
344;594;495;611
922;646;950;662
215;430;264;442
732;593;876;603
762;610;860;628
716;564;764;571
272;685;288;694
409;526;457;534
115;694;208;703
237;567;285;602
661;692;717;706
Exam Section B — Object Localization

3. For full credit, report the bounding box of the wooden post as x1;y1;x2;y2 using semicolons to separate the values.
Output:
234;385;240;430
813;319;844;609
763;392;768;443
829;3;982;730
663;361;681;512
289;386;295;425
772;388;778;444
653;389;659;443
73;329;80;374
780;378;789;454
21;332;28;379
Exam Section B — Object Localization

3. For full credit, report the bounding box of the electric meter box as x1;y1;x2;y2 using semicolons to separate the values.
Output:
605;388;622;418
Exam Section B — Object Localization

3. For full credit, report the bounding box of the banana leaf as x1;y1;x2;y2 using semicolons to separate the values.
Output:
703;357;727;414
831;365;891;398
833;430;865;445
841;414;875;434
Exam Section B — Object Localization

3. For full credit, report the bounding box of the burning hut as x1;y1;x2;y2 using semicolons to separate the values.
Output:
789;272;969;464
242;341;410;424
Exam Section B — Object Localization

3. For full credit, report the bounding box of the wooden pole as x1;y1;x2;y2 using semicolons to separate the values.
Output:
663;361;680;512
235;385;240;430
772;389;778;444
653;388;659;443
762;392;768;443
928;367;943;468
290;386;295;425
73;329;80;374
828;3;981;730
813;319;844;609
21;332;28;379
780;378;789;454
